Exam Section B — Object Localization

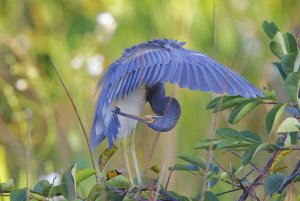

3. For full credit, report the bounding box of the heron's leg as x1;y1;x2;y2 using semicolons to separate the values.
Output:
121;136;134;186
129;130;143;186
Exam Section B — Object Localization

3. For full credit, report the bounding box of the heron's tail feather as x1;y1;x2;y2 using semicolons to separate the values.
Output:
90;112;121;149
90;129;106;150
106;112;121;148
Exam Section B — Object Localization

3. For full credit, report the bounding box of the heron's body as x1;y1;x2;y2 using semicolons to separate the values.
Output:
111;86;146;138
90;39;263;185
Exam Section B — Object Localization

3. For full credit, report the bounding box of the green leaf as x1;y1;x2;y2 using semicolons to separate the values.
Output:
265;103;288;135
281;53;298;74
242;144;260;166
105;188;127;201
209;163;219;175
262;88;277;100
240;130;262;143
107;175;130;189
262;89;277;100
87;184;106;201
204;191;219;201
270;39;284;58
294;52;300;72
48;184;56;198
273;31;289;58
284;72;300;102
253;143;279;156
172;164;194;172
75;168;96;186
277;117;300;133
10;189;27;201
33;180;51;196
270;193;285;201
206;96;223;109
150;164;160;174
216;128;241;139
177;153;206;169
167;191;190;201
216;139;251;149
283;32;298;54
264;173;286;195
98;144;118;172
61;164;77;200
272;62;287;80
212;96;248;112
122;196;136;201
192;191;219;201
294;175;300;182
290;132;298;145
228;100;261;124
208;173;219;188
193;139;222;149
262;21;279;39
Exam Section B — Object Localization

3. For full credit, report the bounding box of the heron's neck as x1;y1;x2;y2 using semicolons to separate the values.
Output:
145;84;181;132
146;83;181;118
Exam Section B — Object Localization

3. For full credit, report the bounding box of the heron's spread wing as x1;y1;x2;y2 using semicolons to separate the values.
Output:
100;39;263;101
91;39;263;148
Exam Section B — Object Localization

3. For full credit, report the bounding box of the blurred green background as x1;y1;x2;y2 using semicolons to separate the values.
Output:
0;0;299;200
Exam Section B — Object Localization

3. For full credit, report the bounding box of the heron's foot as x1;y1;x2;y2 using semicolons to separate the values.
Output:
112;107;121;114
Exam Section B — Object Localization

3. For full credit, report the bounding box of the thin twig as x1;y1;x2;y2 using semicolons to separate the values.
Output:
165;167;174;191
48;57;98;183
220;179;240;187
230;163;237;201
154;160;167;201
216;188;242;196
25;108;32;201
277;160;300;193
226;150;261;173
211;156;246;191
240;169;255;182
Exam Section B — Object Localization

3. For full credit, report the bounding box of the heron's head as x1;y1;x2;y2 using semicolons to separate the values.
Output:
146;115;179;132
146;97;181;132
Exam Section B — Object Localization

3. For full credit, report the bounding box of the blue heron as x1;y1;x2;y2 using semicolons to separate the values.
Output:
90;39;263;185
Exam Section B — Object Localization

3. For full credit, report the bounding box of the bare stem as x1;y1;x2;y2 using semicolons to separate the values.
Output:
227;150;261;173
165;167;174;191
25;108;32;201
216;188;242;196
48;57;98;183
277;160;300;193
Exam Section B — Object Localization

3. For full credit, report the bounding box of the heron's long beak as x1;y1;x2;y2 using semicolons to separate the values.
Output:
112;107;156;123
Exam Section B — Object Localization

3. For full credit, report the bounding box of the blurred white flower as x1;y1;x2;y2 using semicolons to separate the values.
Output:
86;54;104;76
39;172;61;186
70;55;84;69
15;79;28;91
96;12;117;33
